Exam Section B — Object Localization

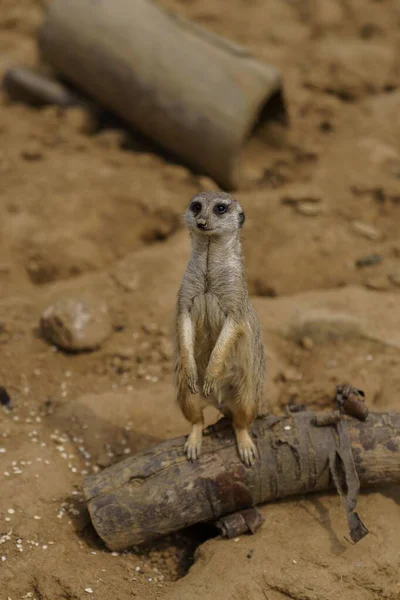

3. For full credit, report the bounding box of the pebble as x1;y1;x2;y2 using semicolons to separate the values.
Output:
301;336;314;350
287;309;364;344
351;220;381;241
295;201;323;216
388;270;400;287
355;254;383;268
158;338;173;360
364;276;390;291
85;588;93;594
281;183;322;206
21;141;44;161
281;367;303;382
40;294;112;351
64;107;98;135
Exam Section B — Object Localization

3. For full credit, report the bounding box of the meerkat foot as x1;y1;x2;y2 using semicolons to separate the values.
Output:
235;428;256;467
184;423;203;461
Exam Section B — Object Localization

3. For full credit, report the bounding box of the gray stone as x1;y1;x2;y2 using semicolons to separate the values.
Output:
41;294;112;351
286;309;365;344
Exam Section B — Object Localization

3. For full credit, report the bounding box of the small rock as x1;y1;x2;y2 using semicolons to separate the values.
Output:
351;220;381;241
241;165;265;186
141;323;160;335
21;142;43;161
111;356;122;369
280;367;303;382
357;138;399;167
281;183;322;206
301;336;314;350
295;202;323;216
64;107;98;135
388;270;400;287
355;254;383;268
364;276;390;291
40;294;112;351
113;347;134;359
158;338;173;361
287;309;365;344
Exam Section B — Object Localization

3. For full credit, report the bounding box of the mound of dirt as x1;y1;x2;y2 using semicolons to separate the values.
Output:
1;1;400;599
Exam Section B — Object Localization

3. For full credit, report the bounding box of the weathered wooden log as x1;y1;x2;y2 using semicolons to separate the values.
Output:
38;0;285;189
83;411;400;551
2;67;92;109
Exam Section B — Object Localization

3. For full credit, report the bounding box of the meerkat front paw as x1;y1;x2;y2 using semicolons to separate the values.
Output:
235;429;256;467
186;370;199;395
184;424;203;461
202;373;216;397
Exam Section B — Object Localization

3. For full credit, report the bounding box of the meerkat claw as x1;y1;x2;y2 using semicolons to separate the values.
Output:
202;375;215;397
236;431;256;467
184;438;202;461
184;425;203;461
239;445;256;467
186;375;198;395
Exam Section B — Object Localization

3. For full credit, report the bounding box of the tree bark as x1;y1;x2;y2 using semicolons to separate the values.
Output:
83;411;400;551
38;0;285;189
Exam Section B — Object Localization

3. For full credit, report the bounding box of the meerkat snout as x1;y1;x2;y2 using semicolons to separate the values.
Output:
197;219;207;230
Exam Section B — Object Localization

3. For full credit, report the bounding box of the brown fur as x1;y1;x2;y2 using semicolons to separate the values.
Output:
174;192;266;466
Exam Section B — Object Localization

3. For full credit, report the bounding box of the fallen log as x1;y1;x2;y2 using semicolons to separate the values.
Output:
38;0;286;189
2;67;93;109
83;411;400;551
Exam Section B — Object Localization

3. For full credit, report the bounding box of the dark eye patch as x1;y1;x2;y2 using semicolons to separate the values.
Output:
214;203;228;215
190;201;202;214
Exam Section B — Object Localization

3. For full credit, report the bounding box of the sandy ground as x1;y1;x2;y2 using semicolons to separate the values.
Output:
1;0;400;598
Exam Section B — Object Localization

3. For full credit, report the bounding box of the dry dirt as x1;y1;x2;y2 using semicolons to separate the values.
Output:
1;0;400;599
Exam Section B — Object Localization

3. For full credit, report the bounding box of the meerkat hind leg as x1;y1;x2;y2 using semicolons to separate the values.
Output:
179;390;204;461
231;405;256;467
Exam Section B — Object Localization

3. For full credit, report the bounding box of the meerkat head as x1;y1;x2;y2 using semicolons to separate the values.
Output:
184;191;245;236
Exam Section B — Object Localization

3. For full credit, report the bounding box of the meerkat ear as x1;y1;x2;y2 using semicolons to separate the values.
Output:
238;210;245;228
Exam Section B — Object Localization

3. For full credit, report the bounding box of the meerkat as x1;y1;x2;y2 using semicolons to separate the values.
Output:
174;191;266;467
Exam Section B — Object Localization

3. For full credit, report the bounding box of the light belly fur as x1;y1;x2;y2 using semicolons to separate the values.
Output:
191;293;243;410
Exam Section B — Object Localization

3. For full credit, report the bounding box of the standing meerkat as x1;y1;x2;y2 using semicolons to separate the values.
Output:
174;191;266;466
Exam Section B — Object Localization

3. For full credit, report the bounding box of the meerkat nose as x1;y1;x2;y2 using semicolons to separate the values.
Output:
197;219;207;230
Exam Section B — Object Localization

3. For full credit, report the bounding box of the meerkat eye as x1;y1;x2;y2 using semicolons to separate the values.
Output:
190;201;202;214
215;204;228;215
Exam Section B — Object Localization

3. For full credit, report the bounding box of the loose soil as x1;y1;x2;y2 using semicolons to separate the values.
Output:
1;1;400;599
